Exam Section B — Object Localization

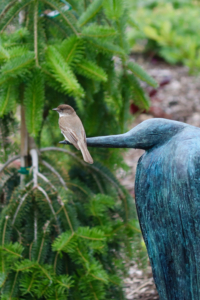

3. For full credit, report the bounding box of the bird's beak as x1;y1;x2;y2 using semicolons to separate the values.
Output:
52;108;58;111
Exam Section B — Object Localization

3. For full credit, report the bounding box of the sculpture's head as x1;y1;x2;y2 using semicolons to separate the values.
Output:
126;118;186;150
60;118;187;151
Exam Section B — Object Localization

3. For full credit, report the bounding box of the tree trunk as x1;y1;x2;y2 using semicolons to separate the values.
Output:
20;105;28;187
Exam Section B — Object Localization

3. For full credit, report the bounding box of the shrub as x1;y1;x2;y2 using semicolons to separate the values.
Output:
127;2;200;72
0;1;155;298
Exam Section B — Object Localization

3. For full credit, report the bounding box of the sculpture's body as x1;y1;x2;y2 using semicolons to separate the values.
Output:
60;118;200;300
135;120;200;300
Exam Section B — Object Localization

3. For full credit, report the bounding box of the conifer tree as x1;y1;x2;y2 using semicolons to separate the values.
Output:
0;0;155;298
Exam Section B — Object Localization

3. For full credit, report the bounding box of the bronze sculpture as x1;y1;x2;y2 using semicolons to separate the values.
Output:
60;118;200;300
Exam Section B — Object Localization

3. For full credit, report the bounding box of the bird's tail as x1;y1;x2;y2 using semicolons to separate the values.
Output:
78;140;93;164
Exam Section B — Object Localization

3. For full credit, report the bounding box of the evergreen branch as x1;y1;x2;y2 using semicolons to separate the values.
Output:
0;46;10;61
90;273;107;282
128;73;150;110
9;271;18;299
40;147;126;212
89;164;129;222
40;283;49;296
53;232;75;252
56;279;71;289
65;40;79;64
46;46;84;100
89;165;125;201
40;147;84;163
2;247;22;257
77;235;104;240
14;260;36;271
37;172;57;192
91;173;104;194
88;39;125;55
1;52;34;76
54;252;59;273
44;15;68;37
34;209;37;241
0;273;9;289
81;25;116;39
37;264;52;280
103;0;125;20
0;83;15;117
27;271;36;292
37;228;49;264
63;206;74;233
75;59;107;82
40;160;68;192
2;216;9;273
41;0;78;36
77;227;105;241
37;186;58;227
65;182;90;195
34;0;39;66
55;275;74;294
0;0;18;20
2;216;9;246
89;282;99;300
24;68;44;137
128;223;141;233
76;247;88;263
12;189;33;226
0;76;11;86
78;0;103;27
59;36;84;65
0;0;33;33
8;46;29;59
127;61;158;88
29;242;33;260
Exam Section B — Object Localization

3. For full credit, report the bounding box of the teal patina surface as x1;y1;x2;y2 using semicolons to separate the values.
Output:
60;118;200;300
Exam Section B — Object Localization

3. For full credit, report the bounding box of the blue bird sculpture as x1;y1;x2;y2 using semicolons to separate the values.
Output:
60;118;200;300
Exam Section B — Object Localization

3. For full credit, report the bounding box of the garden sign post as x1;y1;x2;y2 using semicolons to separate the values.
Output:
61;118;200;300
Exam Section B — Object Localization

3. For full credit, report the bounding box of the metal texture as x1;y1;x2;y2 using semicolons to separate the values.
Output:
60;118;200;300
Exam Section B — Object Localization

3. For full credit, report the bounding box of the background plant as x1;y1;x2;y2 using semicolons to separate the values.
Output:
0;0;156;298
127;1;200;73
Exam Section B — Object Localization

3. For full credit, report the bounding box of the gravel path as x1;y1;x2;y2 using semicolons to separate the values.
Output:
120;57;200;300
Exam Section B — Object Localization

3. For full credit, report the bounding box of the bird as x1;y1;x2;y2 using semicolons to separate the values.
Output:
60;118;200;300
53;104;93;164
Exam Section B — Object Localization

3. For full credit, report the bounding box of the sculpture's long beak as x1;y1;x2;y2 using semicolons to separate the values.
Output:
59;132;133;148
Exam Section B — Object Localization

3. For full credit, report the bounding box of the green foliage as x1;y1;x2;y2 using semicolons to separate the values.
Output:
0;0;152;298
1;52;34;78
127;61;158;88
24;69;45;137
81;25;117;40
127;74;150;110
0;83;16;116
103;0;125;20
78;0;104;27
75;59;107;82
0;0;157;138
58;36;84;65
127;2;200;72
0;155;139;299
46;46;85;104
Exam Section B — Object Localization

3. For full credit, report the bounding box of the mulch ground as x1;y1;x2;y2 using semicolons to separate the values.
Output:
120;55;200;300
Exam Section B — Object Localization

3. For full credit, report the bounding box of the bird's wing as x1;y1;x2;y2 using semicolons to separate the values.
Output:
59;125;80;150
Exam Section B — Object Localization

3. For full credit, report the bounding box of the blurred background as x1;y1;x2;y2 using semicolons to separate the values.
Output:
0;0;199;299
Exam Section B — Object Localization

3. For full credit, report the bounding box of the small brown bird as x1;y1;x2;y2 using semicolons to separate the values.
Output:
52;104;93;164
